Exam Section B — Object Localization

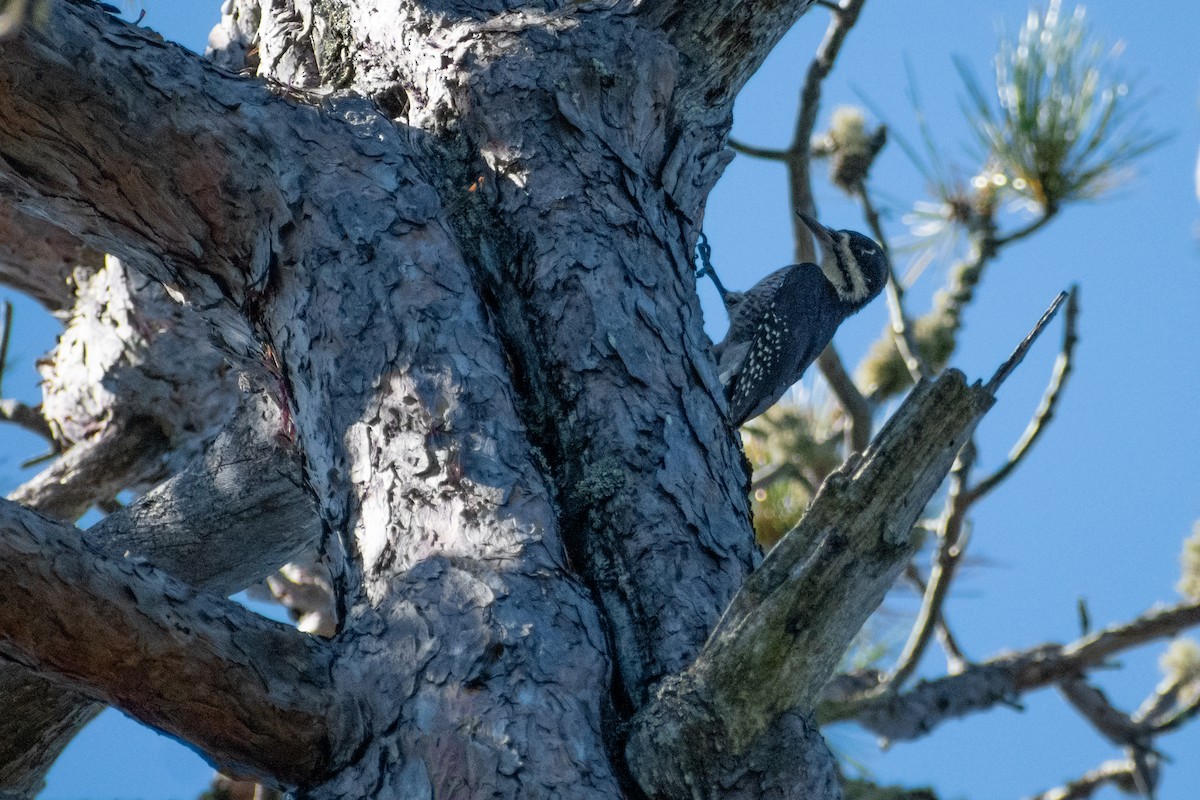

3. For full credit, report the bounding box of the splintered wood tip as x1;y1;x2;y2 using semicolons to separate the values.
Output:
986;290;1070;394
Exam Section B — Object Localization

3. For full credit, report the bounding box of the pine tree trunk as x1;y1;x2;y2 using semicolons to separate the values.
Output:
0;2;993;797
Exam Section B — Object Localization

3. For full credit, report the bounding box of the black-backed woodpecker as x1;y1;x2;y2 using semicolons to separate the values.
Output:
704;212;888;427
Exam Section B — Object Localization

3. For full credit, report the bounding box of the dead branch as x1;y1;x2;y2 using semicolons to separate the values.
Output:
823;599;1200;740
7;417;170;521
968;286;1079;504
627;368;994;797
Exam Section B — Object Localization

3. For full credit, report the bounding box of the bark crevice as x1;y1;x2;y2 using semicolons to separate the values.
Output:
0;2;928;797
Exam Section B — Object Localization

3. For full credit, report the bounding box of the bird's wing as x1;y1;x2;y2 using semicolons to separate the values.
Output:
715;269;787;393
720;266;840;426
716;340;751;385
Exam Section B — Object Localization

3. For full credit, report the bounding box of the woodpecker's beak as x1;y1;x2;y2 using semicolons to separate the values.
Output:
797;209;864;302
795;210;838;252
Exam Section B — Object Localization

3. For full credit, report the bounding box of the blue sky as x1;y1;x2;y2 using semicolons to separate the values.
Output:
4;1;1197;798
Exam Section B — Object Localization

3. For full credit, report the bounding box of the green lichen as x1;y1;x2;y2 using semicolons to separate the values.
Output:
311;0;355;88
573;458;626;505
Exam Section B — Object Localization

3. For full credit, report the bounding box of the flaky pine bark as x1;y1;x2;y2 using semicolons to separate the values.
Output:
0;394;318;794
0;1;1013;798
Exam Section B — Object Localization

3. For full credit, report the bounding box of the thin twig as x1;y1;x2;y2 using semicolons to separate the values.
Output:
8;417;169;522
888;440;976;688
986;290;1068;394
903;562;968;672
1147;689;1200;735
20;450;57;469
1134;673;1194;727
787;0;868;263
727;138;788;161
816;345;872;453
0;299;13;396
992;210;1055;249
1057;678;1141;746
1023;758;1149;800
750;460;815;495
1032;601;1200;686
878;289;1075;687
897;221;1001;403
772;0;873;439
853;184;929;382
821;600;1200;733
969;285;1079;503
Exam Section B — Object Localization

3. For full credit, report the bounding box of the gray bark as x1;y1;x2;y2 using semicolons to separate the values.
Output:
0;208;92;311
625;371;993;798
37;257;238;472
0;394;319;796
821;598;1200;742
0;2;1000;798
0;495;338;786
8;252;239;524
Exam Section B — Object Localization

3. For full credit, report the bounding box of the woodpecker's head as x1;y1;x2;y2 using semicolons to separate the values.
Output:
797;211;888;308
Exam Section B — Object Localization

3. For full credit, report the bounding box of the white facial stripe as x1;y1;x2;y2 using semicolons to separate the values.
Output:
819;250;848;296
834;232;869;302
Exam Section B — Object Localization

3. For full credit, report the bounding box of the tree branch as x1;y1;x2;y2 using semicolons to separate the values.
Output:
787;0;867;263
1024;757;1155;800
627;368;995;797
727;138;789;161
817;344;873;452
640;0;821;102
993;211;1056;249
782;0;875;444
0;396;321;796
1057;678;1142;746
1133;671;1192;727
903;563;968;672
880;290;1070;688
966;285;1079;504
1146;689;1200;735
888;441;976;688
0;497;341;787
7;416;170;521
711;372;988;721
1054;681;1162;796
985;291;1069;394
7;254;244;524
853;182;929;383
0;207;96;311
824;599;1200;740
0;399;52;442
1044;601;1200;683
87;396;320;595
0;1;294;309
750;459;813;495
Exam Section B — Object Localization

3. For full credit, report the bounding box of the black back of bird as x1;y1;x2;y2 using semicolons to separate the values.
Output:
713;215;888;427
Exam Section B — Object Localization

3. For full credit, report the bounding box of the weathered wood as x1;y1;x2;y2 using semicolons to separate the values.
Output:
0;496;340;786
0;396;320;796
0;1;960;797
626;371;994;798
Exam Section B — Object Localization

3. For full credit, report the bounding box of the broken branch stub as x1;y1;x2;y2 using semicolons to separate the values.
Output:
626;369;994;795
626;295;1068;797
